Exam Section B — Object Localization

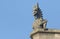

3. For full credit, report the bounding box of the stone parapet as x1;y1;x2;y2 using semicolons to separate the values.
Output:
30;29;60;39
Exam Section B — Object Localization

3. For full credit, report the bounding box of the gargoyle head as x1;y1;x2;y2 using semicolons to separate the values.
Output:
33;3;43;19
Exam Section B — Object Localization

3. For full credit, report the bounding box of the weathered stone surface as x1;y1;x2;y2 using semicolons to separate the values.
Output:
30;29;60;39
33;18;47;30
32;3;47;30
30;2;60;39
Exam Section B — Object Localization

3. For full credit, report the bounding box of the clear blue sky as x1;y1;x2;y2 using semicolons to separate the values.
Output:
0;0;60;39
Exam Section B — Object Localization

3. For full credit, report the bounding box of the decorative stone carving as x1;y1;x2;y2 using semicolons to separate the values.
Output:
32;3;47;30
30;2;60;39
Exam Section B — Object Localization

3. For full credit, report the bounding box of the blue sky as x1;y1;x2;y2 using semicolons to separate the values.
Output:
0;0;60;39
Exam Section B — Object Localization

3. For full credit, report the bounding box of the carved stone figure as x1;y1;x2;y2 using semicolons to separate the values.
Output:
33;3;43;19
33;3;47;30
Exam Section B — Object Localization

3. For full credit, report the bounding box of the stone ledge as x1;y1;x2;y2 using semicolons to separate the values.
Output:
30;28;60;38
